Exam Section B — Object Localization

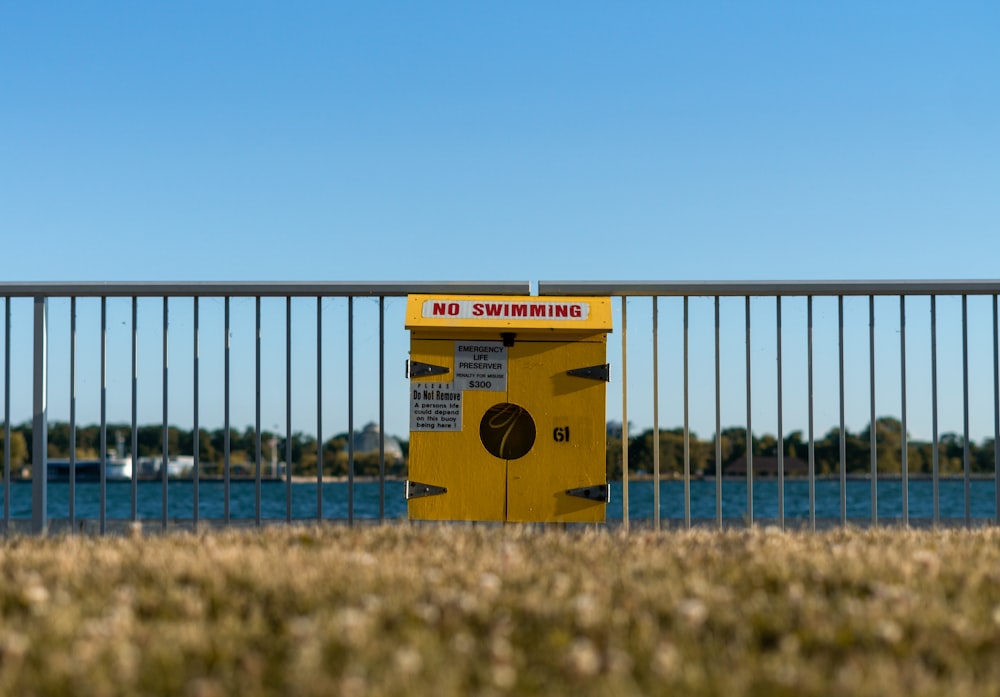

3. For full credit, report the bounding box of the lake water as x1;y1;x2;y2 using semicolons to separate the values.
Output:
2;478;996;527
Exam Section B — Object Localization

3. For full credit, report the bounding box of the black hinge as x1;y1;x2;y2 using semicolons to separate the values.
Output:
407;360;450;379
567;364;610;382
566;484;610;502
405;480;448;500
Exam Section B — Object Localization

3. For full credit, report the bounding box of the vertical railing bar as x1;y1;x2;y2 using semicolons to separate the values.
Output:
930;296;939;525
193;298;200;532
255;296;262;527
347;296;355;526
379;296;386;522
745;296;753;527
838;296;846;527
3;299;10;532
962;295;971;527
31;295;48;535
993;294;999;527
869;295;878;526
161;297;168;531
900;295;909;527
621;297;629;532
683;296;691;530
69;298;77;531
286;296;293;523
131;297;138;523
652;297;660;531
224;297;231;523
808;296;815;532
316;297;323;521
776;296;784;530
100;297;107;535
714;296;722;529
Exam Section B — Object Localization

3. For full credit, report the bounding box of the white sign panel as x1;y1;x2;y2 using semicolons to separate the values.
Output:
410;382;462;432
454;341;507;391
422;299;590;321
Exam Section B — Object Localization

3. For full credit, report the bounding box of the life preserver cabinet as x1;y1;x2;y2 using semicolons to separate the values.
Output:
405;294;612;523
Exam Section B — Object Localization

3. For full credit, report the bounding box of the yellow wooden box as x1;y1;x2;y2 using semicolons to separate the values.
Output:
405;294;612;523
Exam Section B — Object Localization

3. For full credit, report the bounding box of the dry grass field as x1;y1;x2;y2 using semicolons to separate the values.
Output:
1;525;999;696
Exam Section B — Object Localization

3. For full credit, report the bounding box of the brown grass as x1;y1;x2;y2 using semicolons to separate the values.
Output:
1;526;999;696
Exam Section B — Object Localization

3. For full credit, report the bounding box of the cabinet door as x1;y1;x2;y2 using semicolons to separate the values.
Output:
408;338;506;521
505;337;607;523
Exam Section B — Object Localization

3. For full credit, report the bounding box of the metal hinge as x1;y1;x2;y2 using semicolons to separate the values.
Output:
405;480;448;500
567;364;610;382
565;484;610;502
407;360;449;379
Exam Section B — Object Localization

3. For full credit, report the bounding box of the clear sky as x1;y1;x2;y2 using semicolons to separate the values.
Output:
2;3;999;443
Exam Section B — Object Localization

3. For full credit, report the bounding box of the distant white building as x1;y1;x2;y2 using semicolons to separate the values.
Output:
138;455;196;477
352;422;403;459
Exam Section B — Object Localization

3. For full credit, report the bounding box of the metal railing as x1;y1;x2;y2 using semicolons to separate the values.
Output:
2;280;999;533
1;282;529;533
539;281;1000;531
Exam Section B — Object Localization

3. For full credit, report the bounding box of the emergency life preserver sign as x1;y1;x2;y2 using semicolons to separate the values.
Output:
454;341;506;392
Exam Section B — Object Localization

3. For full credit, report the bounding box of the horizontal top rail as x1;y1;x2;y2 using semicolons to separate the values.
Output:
537;280;1000;297
0;281;532;298
6;280;999;299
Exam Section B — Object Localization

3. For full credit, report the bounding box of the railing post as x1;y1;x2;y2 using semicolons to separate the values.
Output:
745;296;753;527
4;299;11;533
32;295;48;534
652;297;660;531
620;297;629;531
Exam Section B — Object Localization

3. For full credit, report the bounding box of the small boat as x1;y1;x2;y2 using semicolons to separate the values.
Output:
47;457;134;481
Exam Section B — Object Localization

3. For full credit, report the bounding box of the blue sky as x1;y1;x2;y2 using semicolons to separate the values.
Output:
2;3;999;442
4;2;998;282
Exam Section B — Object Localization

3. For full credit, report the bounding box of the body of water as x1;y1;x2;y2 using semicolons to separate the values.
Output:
1;478;996;526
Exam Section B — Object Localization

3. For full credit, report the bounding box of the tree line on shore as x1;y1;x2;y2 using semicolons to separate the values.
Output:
0;422;408;478
609;416;998;478
0;416;996;479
